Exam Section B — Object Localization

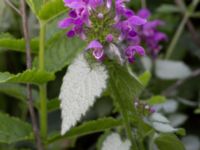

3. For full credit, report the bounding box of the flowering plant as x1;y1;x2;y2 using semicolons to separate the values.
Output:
0;0;199;150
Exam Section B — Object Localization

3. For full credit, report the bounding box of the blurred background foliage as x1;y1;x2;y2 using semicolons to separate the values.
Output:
0;0;200;150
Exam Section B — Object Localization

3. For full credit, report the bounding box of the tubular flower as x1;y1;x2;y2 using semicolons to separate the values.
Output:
59;0;147;63
137;8;168;58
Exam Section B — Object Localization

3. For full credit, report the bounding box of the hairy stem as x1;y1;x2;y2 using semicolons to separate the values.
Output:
165;0;199;59
39;21;48;139
20;0;43;149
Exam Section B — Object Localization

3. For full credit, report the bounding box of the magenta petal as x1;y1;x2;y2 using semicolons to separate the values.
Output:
133;45;146;56
69;10;77;18
137;8;151;19
93;49;104;60
126;45;145;56
128;57;135;63
129;16;147;26
89;0;103;8
106;34;114;42
58;18;74;29
67;30;75;37
64;0;85;9
86;40;103;50
124;9;135;18
154;32;168;41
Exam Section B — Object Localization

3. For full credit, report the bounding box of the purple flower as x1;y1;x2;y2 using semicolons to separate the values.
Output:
58;18;74;29
136;9;167;58
86;40;104;60
106;34;114;43
59;0;151;62
137;8;151;19
67;30;75;37
125;46;145;63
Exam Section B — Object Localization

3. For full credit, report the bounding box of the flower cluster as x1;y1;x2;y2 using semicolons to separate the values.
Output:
136;8;168;58
59;0;167;62
59;0;147;63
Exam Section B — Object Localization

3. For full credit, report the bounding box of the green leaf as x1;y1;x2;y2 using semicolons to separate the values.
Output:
0;69;55;85
48;118;122;144
108;63;143;145
38;0;68;22
0;113;33;144
44;32;86;72
0;83;39;102
155;60;192;80
194;108;200;114
176;128;186;136
155;133;185;150
146;96;166;105
108;63;143;115
26;0;43;15
139;71;151;87
0;37;39;53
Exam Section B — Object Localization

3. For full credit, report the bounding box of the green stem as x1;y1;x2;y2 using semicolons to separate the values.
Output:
39;84;47;138
165;12;189;59
39;22;45;70
165;0;199;59
39;21;47;139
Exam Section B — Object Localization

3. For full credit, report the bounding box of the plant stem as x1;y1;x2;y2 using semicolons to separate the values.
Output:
39;22;45;71
165;0;199;59
39;84;47;138
20;0;43;149
124;119;139;150
176;0;200;47
165;13;189;59
39;21;47;139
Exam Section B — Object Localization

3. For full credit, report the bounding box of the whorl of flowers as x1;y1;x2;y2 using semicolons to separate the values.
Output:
136;8;168;58
58;0;167;63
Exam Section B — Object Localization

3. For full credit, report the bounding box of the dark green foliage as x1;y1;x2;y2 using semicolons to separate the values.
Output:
0;69;55;85
44;32;86;72
0;113;33;144
155;134;185;150
38;0;68;22
48;118;122;144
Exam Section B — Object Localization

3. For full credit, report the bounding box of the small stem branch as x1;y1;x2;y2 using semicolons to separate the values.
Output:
176;0;200;48
20;0;43;149
4;0;21;15
165;13;189;59
165;0;199;59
